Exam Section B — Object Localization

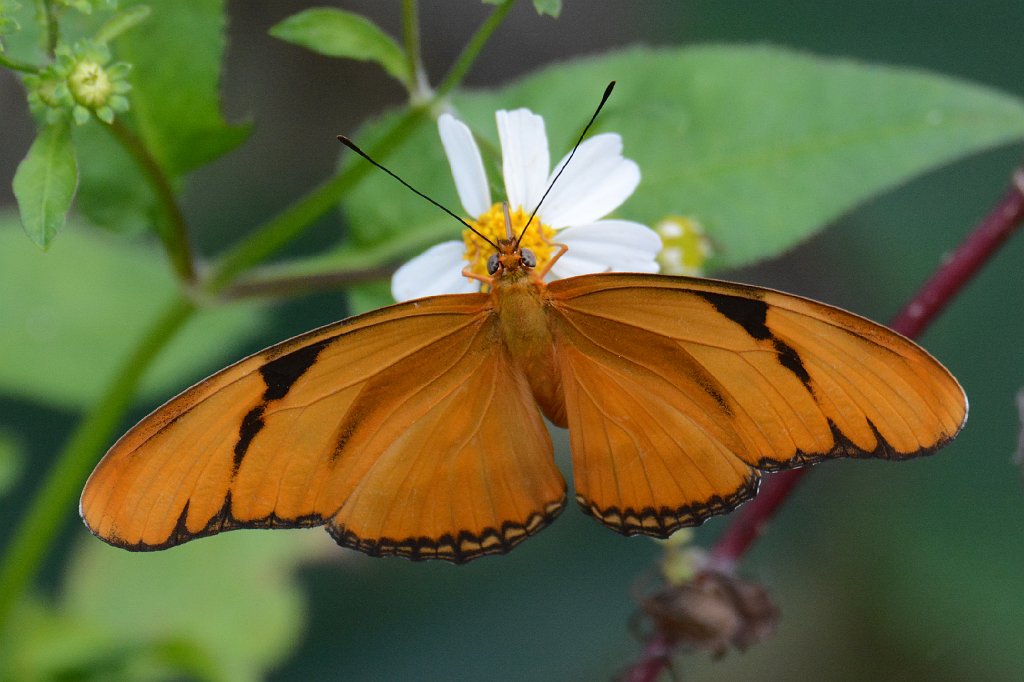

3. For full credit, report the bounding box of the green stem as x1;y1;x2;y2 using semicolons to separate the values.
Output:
40;0;59;56
106;119;198;285
223;262;401;301
0;295;196;630
435;0;515;98
205;106;428;294
401;0;430;102
0;52;40;73
208;0;518;293
0;0;518;635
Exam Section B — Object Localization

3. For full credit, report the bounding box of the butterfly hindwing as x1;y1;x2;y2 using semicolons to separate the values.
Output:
80;294;566;562
547;273;967;537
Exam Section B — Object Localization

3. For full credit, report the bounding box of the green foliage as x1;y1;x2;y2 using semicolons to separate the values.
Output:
483;0;560;18
71;122;155;233
2;2;1024;680
2;599;220;682
343;46;1024;272
0;0;40;61
2;533;321;681
109;0;247;176
23;39;132;125
0;219;270;409
0;1;20;53
63;40;131;124
13;119;78;248
270;7;409;85
56;0;118;15
72;0;247;234
93;4;151;44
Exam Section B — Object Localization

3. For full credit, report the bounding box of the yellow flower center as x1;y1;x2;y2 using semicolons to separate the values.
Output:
68;60;113;108
461;204;557;281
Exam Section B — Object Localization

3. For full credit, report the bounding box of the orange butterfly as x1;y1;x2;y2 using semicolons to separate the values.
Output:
80;88;967;564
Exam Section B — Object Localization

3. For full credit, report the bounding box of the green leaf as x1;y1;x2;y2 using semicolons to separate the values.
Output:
94;4;152;44
13;120;79;249
269;8;409;85
63;534;320;681
347;280;392;315
1;598;220;682
531;0;561;17
342;45;1024;272
3;533;322;681
74;122;158;234
0;1;42;63
483;0;558;17
113;0;249;176
0;217;271;410
73;0;247;234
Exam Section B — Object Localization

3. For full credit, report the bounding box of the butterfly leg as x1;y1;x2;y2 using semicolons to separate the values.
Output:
462;267;493;287
534;228;569;280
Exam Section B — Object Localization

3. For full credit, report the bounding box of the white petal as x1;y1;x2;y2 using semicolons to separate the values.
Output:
391;241;478;302
438;114;491;217
497;108;550;212
540;134;640;228
549;220;662;279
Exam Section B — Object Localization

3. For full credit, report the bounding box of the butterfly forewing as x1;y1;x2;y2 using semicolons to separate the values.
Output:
547;273;967;536
80;294;566;561
82;267;966;561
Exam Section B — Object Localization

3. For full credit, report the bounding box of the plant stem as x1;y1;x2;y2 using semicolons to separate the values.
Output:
0;295;195;630
222;262;401;301
209;0;519;293
0;0;518;635
435;0;515;98
0;52;39;73
710;166;1024;568
888;167;1024;338
623;167;1024;680
40;0;58;56
621;634;672;682
205;106;426;294
106;119;197;285
401;0;430;102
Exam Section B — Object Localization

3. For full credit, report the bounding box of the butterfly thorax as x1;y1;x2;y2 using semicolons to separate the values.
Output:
491;260;567;426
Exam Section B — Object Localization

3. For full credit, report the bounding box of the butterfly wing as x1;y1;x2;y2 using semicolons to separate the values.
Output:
81;294;566;563
546;273;966;537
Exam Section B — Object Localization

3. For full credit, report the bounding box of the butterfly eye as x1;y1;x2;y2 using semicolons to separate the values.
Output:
487;254;500;275
521;248;537;268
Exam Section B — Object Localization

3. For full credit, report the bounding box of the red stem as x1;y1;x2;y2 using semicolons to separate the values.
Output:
888;168;1024;338
710;167;1024;568
621;634;673;682
624;167;1024;681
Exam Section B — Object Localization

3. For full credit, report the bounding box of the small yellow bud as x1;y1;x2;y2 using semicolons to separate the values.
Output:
68;60;113;108
655;216;713;277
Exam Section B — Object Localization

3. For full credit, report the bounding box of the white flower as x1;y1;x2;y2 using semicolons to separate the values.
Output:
391;108;662;302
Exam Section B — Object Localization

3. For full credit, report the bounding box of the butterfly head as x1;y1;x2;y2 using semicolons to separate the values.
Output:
487;240;538;277
481;202;541;279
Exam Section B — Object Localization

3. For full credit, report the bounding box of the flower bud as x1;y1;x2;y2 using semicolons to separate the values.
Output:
68;60;114;108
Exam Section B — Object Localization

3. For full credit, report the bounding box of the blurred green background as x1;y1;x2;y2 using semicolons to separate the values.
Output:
2;1;1023;680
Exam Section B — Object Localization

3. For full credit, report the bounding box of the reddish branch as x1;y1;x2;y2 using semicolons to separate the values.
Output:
623;167;1024;682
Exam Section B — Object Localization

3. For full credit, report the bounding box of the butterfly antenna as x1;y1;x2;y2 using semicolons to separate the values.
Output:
515;81;617;248
337;135;500;251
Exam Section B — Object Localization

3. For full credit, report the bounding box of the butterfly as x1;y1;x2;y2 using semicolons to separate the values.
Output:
80;87;967;564
79;238;967;562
